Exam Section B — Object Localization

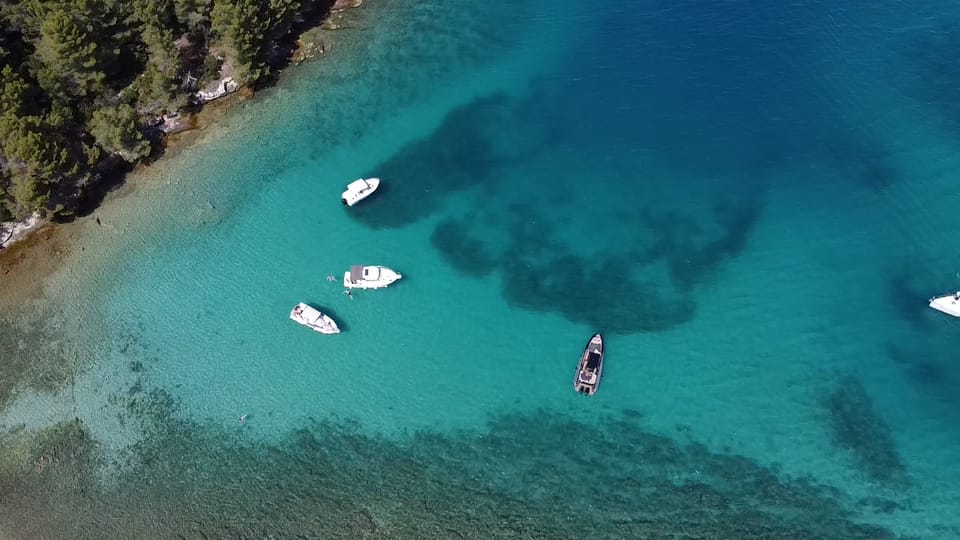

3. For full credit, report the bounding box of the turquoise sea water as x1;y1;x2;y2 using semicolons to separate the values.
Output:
3;0;960;537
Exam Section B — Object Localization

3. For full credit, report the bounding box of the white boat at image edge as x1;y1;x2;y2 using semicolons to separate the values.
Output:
343;265;402;289
290;302;340;334
341;177;380;206
928;292;960;317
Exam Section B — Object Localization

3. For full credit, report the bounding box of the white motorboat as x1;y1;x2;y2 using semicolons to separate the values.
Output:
290;302;340;334
341;177;380;206
929;292;960;317
574;333;604;396
343;265;402;289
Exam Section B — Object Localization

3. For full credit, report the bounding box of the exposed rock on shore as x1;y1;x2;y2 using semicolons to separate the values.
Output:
292;0;365;64
194;77;240;104
291;37;328;65
0;213;43;251
157;112;196;135
333;0;363;10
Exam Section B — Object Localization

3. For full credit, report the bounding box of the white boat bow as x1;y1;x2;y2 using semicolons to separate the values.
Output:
290;302;340;334
929;292;960;317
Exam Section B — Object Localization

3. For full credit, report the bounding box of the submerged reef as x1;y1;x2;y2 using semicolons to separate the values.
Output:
0;387;907;539
430;218;500;278
823;375;907;487
348;93;763;335
0;311;80;412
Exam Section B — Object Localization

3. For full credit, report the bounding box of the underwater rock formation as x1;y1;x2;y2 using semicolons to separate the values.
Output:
824;375;907;487
0;388;906;539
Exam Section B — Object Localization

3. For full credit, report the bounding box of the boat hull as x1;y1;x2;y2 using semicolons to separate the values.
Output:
574;333;604;396
343;265;402;289
929;293;960;317
290;303;340;334
341;177;380;207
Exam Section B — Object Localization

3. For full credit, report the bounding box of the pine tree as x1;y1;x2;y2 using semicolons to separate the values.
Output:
210;0;299;82
33;8;107;104
89;103;151;161
132;0;184;108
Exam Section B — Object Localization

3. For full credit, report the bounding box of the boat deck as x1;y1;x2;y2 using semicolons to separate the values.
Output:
585;351;602;370
930;294;960;317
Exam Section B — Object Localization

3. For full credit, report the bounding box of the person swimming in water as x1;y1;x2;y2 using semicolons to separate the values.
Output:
238;414;247;424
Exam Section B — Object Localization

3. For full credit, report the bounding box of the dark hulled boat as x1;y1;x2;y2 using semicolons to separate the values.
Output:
574;333;604;396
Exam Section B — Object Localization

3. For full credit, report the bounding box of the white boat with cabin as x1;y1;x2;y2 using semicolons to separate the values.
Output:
290;302;340;334
341;177;380;206
929;292;960;317
343;265;402;289
574;333;604;396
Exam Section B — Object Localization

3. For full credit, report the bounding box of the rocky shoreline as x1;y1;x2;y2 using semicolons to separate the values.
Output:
0;0;365;255
0;213;42;251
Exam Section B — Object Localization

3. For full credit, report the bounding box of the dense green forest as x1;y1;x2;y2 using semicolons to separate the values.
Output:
0;0;338;222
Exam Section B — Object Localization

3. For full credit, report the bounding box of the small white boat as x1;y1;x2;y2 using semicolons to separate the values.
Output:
290;302;340;334
341;177;380;206
343;265;402;289
929;292;960;317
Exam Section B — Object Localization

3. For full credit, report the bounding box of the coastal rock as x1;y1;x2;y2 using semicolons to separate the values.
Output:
0;213;43;251
158;112;196;135
194;77;239;104
332;0;363;11
291;38;327;64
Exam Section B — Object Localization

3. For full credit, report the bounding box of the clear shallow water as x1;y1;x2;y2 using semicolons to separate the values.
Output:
3;0;960;537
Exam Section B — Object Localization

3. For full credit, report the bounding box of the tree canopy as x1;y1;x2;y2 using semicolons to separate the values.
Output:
0;0;331;221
